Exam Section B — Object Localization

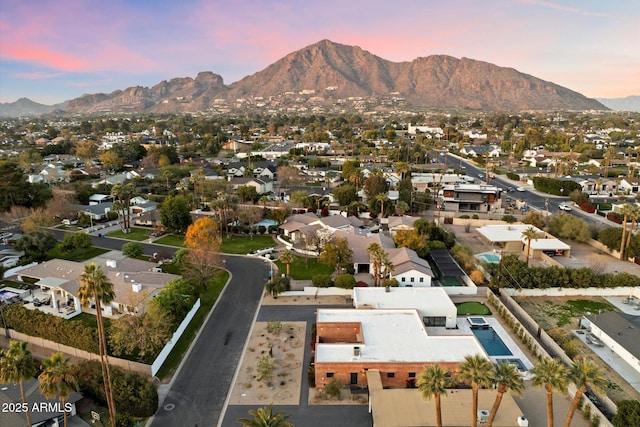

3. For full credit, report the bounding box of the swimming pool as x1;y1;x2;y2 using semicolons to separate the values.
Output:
476;253;501;264
500;358;527;372
467;316;489;328
471;327;513;356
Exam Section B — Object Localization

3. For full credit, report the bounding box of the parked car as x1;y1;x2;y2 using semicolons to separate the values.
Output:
559;203;572;211
516;187;525;192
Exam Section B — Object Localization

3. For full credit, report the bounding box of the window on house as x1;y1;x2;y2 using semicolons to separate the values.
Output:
408;372;416;378
401;277;405;282
326;372;334;378
410;277;415;283
387;372;395;378
419;277;424;283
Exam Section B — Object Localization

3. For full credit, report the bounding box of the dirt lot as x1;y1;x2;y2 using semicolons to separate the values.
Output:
516;295;640;403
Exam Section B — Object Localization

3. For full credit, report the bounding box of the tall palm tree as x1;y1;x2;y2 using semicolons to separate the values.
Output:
530;358;569;427
457;354;493;427
0;340;37;426
562;358;607;427
38;352;78;427
486;360;524;427
521;226;538;267
279;249;295;277
237;403;293;427
618;203;634;259
79;262;117;426
367;243;384;287
623;205;640;258
417;364;452;427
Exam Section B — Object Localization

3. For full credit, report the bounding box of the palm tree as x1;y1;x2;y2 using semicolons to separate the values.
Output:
279;249;295;277
618;203;634;259
79;262;117;426
237;403;293;427
417;364;452;427
457;354;493;427
374;193;389;218
486;360;524;427
562;358;607;427
38;352;78;427
623;205;640;258
0;341;37;426
521;226;538;267
530;358;569;427
367;243;385;287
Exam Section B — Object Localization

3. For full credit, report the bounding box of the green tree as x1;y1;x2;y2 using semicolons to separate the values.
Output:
458;354;493;427
279;249;295;277
319;238;353;274
59;232;93;257
149;278;197;326
237;404;293;427
108;311;170;363
363;171;388;199
121;241;144;258
417;364;452;427
160;194;192;234
486;360;524;427
0;161;52;212
38;352;78;427
332;184;358;206
613;400;640;427
237;185;259;203
521;226;538;267
530;358;569;427
547;214;591;242
562;358;606;427
0;341;37;426
78;262;117;426
15;229;57;261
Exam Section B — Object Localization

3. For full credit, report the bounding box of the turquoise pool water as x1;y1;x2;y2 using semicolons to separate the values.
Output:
471;327;513;356
476;253;501;264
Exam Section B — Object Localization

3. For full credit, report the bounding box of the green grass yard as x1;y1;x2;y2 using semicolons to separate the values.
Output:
219;235;275;254
456;301;492;315
46;246;110;262
107;227;152;241
154;234;185;247
275;255;334;280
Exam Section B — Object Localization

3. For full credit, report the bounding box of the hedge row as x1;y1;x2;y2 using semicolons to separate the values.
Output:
5;305;99;353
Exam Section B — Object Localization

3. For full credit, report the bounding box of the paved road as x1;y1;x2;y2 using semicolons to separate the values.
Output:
48;228;271;426
149;255;269;427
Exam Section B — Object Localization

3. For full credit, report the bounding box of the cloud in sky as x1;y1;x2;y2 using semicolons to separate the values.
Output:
1;0;638;104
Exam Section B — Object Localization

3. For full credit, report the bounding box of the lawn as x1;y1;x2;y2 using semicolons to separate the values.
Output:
275;255;334;280
456;301;492;315
46;246;110;262
154;234;185;247
517;296;617;329
156;270;229;379
220;235;275;254
107;227;152;241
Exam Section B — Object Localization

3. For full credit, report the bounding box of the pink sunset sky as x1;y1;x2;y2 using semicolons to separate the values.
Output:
1;0;638;105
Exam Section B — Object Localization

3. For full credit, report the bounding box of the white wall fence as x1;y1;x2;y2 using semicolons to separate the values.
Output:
488;289;616;425
4;261;38;278
151;298;201;376
502;287;640;299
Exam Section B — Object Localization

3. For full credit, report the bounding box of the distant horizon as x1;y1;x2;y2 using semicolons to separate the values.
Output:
2;0;638;104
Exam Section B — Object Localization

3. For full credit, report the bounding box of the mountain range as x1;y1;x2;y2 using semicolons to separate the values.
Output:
0;40;624;116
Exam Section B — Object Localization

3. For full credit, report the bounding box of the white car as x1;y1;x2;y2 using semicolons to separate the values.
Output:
516;187;525;192
559;203;572;211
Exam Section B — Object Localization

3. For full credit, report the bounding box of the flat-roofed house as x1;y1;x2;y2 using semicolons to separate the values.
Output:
314;308;486;389
583;311;640;375
476;224;571;258
353;287;456;328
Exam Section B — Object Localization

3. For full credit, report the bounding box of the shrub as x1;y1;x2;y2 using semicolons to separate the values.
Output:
606;212;622;224
122;241;144;258
506;172;520;181
324;377;342;400
334;274;356;289
459;215;470;219
267;320;282;336
472;214;479;220
308;362;316;388
382;278;399;287
579;200;596;213
257;225;266;234
75;360;157;418
469;270;485;285
502;214;517;223
312;274;333;288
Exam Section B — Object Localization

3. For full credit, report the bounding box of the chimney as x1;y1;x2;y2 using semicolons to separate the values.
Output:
106;259;117;268
132;283;142;293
